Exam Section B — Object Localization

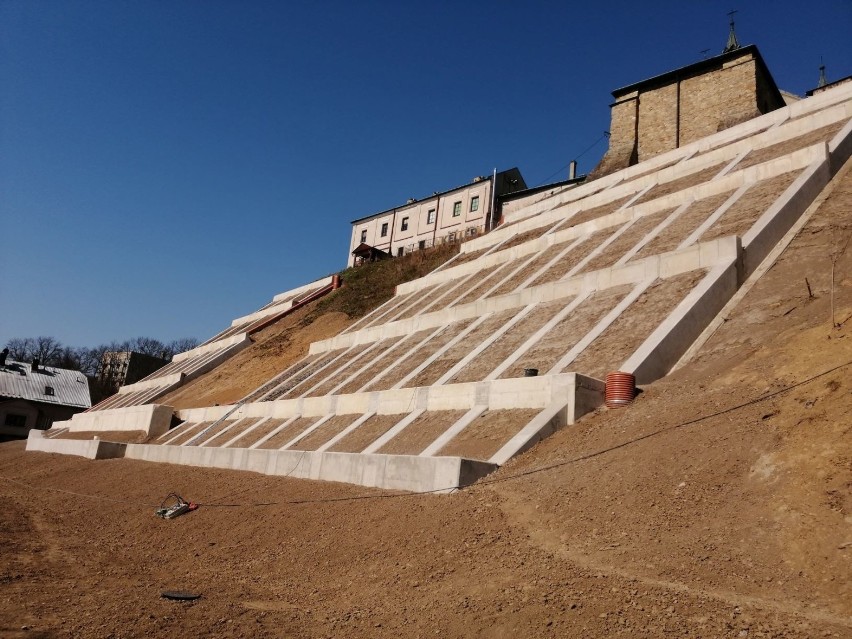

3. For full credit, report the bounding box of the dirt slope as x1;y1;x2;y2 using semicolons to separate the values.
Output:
158;304;353;409
159;243;459;410
0;164;850;638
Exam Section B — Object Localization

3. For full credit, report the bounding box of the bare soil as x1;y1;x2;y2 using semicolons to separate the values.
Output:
383;288;436;322
165;422;213;446
738;121;846;170
289;415;361;451
226;418;288;449
256;418;320;450
569;270;708;377
159;307;353;410
202;418;255;447
700;171;800;242
297;344;375;398
486;242;570;297
350;292;415;331
436;409;541;461
557;194;633;227
403;310;520;388
501;285;633;378
1;161;849;639
449;299;572;384
634;163;727;205
328;414;405;453
361;320;474;392
580;208;674;272
375;410;468;455
446;260;516;306
529;224;622;286
496;221;559;252
631;190;736;259
334;331;432;395
189;420;239;446
264;349;346;401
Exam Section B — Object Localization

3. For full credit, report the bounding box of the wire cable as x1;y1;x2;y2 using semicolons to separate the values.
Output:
533;132;609;187
2;358;849;509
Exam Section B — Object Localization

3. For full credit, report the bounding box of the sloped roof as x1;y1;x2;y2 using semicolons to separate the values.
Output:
351;243;390;258
0;361;91;408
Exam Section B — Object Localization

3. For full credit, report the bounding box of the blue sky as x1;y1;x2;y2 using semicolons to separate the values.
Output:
1;0;850;348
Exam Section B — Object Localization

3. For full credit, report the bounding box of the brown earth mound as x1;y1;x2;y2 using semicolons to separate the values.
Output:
0;164;849;638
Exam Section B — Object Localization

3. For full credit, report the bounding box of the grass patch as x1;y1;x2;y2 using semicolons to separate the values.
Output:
308;243;460;321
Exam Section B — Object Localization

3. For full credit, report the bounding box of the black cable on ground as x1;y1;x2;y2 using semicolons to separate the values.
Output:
2;358;849;510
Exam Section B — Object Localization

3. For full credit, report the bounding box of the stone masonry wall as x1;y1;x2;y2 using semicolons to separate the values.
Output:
592;48;783;179
637;82;679;159
590;95;638;178
679;55;760;145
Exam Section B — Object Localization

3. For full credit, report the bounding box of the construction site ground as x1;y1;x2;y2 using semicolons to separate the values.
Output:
1;168;851;638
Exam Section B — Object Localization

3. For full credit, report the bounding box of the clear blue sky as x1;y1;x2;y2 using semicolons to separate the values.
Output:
1;0;850;348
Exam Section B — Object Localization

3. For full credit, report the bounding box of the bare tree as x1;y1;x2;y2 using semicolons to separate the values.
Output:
31;336;63;364
55;346;81;370
166;337;200;358
5;337;35;362
124;336;167;358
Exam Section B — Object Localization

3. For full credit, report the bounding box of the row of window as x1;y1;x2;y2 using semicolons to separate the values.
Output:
359;196;481;243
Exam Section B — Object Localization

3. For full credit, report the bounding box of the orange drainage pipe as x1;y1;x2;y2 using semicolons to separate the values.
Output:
605;371;636;409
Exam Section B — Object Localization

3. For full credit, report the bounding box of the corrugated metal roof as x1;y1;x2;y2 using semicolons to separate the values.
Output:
0;360;91;408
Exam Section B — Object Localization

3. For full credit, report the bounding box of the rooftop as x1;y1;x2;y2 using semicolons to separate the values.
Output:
611;44;783;106
0;360;92;408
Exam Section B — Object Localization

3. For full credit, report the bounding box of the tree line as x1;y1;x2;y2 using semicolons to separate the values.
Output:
3;335;199;377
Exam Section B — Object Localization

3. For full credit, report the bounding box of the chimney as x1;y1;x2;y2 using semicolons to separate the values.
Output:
31;358;39;372
568;160;577;180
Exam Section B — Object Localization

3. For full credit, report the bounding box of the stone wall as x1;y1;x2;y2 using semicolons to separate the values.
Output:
592;46;785;178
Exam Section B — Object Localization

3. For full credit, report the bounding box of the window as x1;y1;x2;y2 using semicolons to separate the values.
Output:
380;222;388;237
360;229;367;243
44;386;55;396
427;209;436;224
452;201;462;217
470;196;479;212
397;247;404;257
418;240;426;250
401;217;409;231
4;414;26;428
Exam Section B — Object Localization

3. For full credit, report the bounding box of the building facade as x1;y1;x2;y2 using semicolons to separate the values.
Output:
592;44;787;178
99;351;170;389
347;168;526;267
0;359;91;437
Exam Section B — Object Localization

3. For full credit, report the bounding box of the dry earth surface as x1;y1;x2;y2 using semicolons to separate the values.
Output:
1;167;851;638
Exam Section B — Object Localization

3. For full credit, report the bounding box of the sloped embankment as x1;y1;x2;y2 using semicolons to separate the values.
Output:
488;157;852;623
159;243;459;409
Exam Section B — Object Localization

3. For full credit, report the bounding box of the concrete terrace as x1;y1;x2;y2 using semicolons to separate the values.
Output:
33;81;852;493
84;275;337;413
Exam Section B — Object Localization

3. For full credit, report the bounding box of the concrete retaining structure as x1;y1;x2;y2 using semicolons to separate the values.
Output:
624;260;740;384
124;444;496;493
312;236;740;354
26;429;127;460
25;429;493;493
175;373;604;425
53;403;175;437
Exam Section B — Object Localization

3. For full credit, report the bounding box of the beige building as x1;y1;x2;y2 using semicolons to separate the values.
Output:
348;168;526;267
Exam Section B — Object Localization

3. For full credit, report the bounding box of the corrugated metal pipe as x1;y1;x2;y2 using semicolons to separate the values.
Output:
605;371;635;408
